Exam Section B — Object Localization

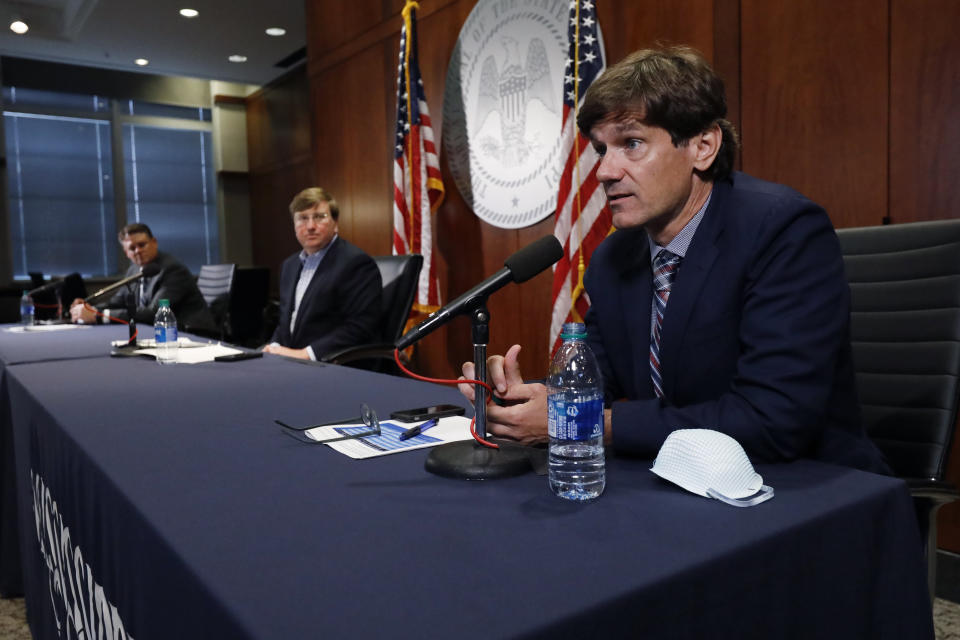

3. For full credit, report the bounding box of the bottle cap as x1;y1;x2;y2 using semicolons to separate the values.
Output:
560;321;587;339
159;299;170;306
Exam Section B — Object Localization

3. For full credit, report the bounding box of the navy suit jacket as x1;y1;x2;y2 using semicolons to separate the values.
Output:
271;237;382;358
584;172;888;473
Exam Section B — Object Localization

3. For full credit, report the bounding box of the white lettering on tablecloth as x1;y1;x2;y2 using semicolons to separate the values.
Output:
30;469;134;640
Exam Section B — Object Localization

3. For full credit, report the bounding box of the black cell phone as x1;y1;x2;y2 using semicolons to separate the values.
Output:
390;404;465;422
214;351;263;362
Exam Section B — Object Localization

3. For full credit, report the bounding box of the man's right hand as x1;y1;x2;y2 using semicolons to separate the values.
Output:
70;299;97;324
457;344;549;445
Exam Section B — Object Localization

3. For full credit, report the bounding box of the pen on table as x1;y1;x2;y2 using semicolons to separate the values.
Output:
399;418;439;441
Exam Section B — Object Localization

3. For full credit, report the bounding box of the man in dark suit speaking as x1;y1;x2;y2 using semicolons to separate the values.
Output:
263;187;382;361
70;223;215;333
458;46;888;473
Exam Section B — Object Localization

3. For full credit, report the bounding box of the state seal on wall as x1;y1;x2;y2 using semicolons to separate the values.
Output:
443;0;570;229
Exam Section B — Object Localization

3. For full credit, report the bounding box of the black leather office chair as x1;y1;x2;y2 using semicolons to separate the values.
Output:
321;254;424;372
195;264;236;340
837;219;960;600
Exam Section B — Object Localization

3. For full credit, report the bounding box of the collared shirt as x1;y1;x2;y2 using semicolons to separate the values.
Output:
289;235;337;360
647;191;713;336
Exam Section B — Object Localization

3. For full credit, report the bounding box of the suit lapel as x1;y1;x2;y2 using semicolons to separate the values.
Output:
283;257;302;339
659;183;728;396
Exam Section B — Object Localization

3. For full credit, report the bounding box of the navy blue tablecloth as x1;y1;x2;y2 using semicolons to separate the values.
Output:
0;323;129;365
6;353;935;639
0;323;130;596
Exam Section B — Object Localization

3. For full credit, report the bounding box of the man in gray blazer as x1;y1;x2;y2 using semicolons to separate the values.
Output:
70;223;215;333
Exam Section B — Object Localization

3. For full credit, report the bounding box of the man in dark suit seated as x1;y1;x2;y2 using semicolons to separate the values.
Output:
458;46;888;474
263;187;382;361
69;223;215;333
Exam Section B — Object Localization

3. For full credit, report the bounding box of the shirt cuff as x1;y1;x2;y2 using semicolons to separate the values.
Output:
306;346;317;361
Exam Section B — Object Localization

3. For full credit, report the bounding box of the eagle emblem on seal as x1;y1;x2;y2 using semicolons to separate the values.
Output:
473;37;557;168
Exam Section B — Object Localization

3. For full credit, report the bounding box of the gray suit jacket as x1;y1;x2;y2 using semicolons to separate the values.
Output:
104;251;216;332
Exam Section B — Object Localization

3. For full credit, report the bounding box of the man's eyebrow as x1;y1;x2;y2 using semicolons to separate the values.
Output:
612;119;645;133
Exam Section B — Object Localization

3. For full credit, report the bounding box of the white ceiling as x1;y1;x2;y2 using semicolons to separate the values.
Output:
0;0;307;86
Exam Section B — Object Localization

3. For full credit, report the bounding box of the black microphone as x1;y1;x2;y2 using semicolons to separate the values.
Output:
28;279;61;296
395;235;563;350
85;263;161;303
28;272;83;297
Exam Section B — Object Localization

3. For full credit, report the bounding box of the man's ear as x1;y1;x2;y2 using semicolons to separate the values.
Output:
691;123;722;172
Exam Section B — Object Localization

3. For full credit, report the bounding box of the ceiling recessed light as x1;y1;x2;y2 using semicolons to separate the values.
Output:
265;27;286;36
9;20;28;34
135;58;149;66
228;54;247;63
179;8;198;18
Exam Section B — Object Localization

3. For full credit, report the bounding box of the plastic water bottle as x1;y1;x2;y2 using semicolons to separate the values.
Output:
547;322;605;500
19;291;34;326
154;299;178;365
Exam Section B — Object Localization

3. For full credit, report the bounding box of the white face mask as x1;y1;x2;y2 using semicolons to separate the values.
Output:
650;429;774;507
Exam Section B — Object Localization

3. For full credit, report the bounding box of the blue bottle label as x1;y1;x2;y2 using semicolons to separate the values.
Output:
548;396;603;441
155;326;177;344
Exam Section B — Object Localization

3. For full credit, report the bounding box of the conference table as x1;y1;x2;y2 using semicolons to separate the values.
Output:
0;324;936;639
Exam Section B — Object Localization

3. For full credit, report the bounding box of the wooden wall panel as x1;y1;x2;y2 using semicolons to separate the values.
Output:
889;0;960;554
889;0;960;224
305;0;389;59
311;45;392;253
740;0;888;229
598;0;715;61
246;64;315;292
248;161;315;281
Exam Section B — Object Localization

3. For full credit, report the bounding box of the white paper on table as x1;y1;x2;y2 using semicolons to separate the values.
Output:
5;324;90;332
133;343;243;364
311;415;475;459
127;337;213;348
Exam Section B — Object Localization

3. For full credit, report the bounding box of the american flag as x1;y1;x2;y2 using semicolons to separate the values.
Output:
549;0;612;355
393;0;444;317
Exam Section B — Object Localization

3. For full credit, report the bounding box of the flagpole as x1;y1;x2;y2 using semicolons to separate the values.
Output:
569;0;586;323
402;1;418;254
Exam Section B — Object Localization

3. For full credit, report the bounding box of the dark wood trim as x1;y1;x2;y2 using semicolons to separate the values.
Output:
306;0;459;77
248;150;314;176
213;94;247;106
713;0;741;171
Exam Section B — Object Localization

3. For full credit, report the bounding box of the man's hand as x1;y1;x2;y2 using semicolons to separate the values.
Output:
70;299;97;324
262;343;310;360
457;344;548;445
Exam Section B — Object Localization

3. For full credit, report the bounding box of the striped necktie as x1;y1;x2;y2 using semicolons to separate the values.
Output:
651;250;682;398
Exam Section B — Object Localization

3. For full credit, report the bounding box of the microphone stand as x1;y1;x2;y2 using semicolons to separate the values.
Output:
424;304;532;479
125;288;138;347
112;280;140;351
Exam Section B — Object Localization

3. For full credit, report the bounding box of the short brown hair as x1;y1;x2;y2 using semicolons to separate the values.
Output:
577;45;739;181
118;222;153;242
289;187;339;221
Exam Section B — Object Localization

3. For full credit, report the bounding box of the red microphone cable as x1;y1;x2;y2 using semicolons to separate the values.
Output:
392;348;499;449
76;302;139;342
